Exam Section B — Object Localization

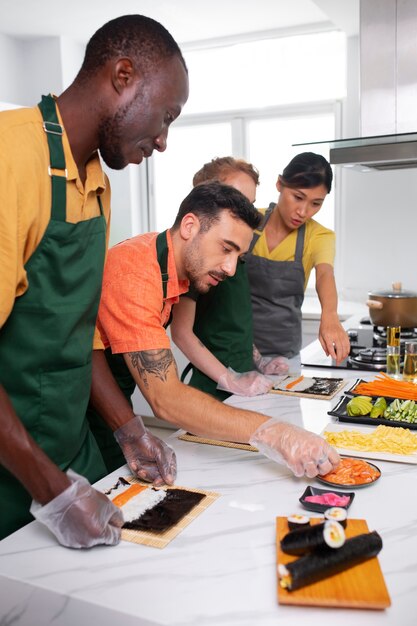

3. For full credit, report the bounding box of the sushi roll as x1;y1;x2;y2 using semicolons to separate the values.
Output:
281;520;345;556
287;514;310;531
278;531;383;591
324;506;348;528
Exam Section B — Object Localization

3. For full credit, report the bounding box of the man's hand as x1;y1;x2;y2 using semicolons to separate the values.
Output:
30;469;123;548
114;415;177;486
249;418;340;478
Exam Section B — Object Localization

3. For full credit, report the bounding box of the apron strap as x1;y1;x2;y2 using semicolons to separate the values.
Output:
294;223;306;262
38;94;67;222
248;203;275;253
180;361;193;382
156;230;169;298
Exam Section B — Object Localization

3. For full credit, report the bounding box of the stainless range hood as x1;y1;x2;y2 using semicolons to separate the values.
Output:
327;132;417;171
299;0;417;170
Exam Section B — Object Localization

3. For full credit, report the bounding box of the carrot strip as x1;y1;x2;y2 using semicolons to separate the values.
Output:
354;373;417;400
286;375;304;390
112;483;147;508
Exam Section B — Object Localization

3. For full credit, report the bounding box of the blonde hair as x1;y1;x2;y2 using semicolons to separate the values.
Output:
193;156;259;188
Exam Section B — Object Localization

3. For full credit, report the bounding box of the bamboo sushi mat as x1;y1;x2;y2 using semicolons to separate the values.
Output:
177;431;258;452
119;477;219;549
270;378;348;400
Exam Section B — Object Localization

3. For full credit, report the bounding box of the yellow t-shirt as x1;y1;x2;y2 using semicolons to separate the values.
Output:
251;208;335;290
0;102;111;348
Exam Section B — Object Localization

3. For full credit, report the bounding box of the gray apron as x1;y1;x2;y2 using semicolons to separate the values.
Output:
245;204;305;359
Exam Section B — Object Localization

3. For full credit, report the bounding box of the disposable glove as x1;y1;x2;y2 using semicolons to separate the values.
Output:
30;469;123;549
253;345;290;375
114;415;176;486
249;418;340;478
217;367;273;396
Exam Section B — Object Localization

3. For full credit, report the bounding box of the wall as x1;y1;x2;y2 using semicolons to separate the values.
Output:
337;35;417;302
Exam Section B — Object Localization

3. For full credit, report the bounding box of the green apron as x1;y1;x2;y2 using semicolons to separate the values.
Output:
0;94;107;539
87;230;172;474
181;260;254;400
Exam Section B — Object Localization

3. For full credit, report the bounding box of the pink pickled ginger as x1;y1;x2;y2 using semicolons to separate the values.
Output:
305;492;350;506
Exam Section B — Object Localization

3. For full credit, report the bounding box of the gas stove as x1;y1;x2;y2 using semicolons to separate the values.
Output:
301;319;417;371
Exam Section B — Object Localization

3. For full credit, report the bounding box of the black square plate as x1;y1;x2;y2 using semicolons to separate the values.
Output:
328;394;417;430
299;485;355;513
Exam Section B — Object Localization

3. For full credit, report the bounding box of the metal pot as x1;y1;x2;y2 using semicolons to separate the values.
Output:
366;283;417;327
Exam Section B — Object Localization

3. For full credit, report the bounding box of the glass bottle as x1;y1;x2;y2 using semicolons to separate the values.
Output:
386;325;401;379
403;341;417;382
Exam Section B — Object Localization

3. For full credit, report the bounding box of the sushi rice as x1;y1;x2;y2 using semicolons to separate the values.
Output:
111;483;167;523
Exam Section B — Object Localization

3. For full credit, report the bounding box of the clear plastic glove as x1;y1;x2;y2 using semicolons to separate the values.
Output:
217;367;273;396
30;469;123;549
114;415;177;486
249;418;340;478
252;345;290;375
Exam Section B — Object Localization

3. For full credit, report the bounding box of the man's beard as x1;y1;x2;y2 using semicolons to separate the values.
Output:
97;108;128;170
184;239;226;294
183;239;209;293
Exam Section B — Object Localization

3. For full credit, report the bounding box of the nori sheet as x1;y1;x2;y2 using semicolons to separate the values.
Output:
122;488;206;533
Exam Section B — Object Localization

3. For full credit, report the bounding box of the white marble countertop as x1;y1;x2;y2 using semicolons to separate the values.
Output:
1;318;417;625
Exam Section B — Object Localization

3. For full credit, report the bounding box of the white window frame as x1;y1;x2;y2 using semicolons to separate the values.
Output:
144;98;343;293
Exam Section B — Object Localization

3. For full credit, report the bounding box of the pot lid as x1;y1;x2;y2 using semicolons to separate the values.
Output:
368;289;417;298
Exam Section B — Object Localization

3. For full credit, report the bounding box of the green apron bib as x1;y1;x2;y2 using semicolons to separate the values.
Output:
0;94;107;539
87;230;171;473
181;260;254;401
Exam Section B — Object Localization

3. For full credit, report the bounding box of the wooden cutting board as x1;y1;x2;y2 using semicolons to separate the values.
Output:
276;517;391;609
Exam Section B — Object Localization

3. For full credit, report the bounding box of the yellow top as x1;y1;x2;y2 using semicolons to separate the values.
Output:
0;102;111;348
252;208;335;290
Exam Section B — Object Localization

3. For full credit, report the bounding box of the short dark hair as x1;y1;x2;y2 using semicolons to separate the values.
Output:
172;182;262;232
77;14;187;81
193;156;260;187
280;152;333;193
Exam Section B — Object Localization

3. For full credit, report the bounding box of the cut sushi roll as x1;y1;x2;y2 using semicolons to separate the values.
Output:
287;514;310;531
278;531;383;591
324;506;348;528
281;520;345;556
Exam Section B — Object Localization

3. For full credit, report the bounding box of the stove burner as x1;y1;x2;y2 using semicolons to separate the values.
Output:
302;325;415;371
348;347;390;371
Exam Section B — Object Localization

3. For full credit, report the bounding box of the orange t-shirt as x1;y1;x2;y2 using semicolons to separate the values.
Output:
97;230;189;354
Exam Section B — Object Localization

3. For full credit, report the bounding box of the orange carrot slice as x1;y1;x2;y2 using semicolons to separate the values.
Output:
286;375;304;390
112;483;147;508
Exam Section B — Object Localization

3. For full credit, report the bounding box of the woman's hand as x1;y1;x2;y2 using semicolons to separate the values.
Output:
318;313;350;364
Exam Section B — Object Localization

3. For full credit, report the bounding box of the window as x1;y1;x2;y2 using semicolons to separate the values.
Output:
151;122;232;232
147;28;346;289
248;111;335;229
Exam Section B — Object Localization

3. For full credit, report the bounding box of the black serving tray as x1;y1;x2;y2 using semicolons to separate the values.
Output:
327;394;417;430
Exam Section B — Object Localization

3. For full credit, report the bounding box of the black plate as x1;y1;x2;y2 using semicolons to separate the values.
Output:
299;486;355;512
315;460;381;490
328;394;417;430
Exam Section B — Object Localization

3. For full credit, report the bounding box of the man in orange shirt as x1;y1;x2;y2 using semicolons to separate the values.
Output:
89;182;340;479
0;15;188;546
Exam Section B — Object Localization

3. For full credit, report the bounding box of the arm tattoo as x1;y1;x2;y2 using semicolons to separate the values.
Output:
128;349;177;388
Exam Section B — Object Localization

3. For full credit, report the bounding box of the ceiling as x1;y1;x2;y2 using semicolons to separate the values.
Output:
0;0;359;46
